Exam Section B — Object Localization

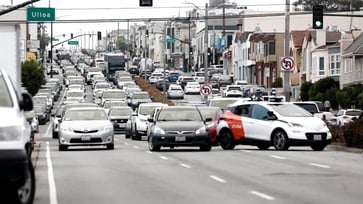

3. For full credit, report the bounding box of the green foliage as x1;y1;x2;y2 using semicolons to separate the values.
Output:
336;85;363;109
292;0;363;11
326;87;339;109
343;119;363;148
300;81;313;101
21;60;46;96
271;77;283;88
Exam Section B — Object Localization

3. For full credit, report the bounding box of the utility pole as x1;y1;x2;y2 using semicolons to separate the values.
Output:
283;0;291;102
203;3;209;101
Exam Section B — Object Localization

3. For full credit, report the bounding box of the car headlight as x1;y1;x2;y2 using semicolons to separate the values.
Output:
0;126;23;141
153;126;165;135
60;126;73;133
287;122;303;128
101;126;113;132
196;126;207;134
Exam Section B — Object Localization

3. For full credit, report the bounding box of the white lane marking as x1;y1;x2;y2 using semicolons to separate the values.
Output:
159;156;168;160
146;151;152;154
45;123;52;138
46;142;58;204
270;155;286;160
210;175;226;183
241;150;252;153
310;163;331;169
250;190;275;201
133;145;139;149
124;142;129;146
179;163;192;169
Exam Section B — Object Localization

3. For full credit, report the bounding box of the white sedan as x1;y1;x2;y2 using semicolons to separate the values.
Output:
184;82;200;94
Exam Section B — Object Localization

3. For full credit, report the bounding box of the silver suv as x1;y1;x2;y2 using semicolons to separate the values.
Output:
0;69;35;203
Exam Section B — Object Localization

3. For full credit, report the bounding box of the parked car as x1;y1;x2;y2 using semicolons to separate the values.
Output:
217;101;332;151
58;107;114;151
336;109;363;127
108;106;133;134
166;84;184;99
0;69;35;203
33;105;50;125
147;106;212;151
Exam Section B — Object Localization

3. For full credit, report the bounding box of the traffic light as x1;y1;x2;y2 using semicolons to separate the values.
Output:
139;0;152;7
146;30;149;37
97;31;102;40
312;5;324;29
189;47;193;55
70;33;73;38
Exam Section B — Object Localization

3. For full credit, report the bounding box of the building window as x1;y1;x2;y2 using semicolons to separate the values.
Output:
329;54;340;75
268;41;275;55
319;57;325;75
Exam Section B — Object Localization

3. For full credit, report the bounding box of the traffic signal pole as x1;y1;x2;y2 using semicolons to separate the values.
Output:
283;0;291;102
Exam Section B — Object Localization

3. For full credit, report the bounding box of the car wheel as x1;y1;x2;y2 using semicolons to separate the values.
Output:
311;144;327;151
272;130;289;150
59;145;68;151
106;143;114;150
7;160;35;204
219;129;235;150
125;132;131;139
200;145;212;151
257;144;270;150
148;136;160;151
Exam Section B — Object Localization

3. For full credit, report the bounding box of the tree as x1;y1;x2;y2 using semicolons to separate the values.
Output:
300;81;313;101
21;60;46;96
292;0;363;11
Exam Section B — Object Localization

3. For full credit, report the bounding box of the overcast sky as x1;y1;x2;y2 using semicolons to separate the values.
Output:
5;0;287;48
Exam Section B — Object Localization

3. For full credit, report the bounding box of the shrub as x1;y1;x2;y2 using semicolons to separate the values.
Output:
342;119;363;148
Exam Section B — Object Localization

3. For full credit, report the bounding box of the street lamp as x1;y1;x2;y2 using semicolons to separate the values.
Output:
50;15;70;78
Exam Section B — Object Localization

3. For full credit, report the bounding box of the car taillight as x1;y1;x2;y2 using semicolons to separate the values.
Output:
343;116;350;119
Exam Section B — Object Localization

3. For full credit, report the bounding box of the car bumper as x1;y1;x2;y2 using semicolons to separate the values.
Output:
150;133;211;147
59;131;114;146
113;122;127;133
168;93;184;98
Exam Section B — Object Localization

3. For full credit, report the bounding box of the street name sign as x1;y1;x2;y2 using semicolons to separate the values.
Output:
27;7;55;22
68;41;79;45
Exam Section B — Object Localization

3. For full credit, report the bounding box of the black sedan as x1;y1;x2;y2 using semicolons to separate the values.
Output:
147;106;212;151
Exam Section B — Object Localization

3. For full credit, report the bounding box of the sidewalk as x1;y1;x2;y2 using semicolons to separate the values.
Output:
327;144;363;154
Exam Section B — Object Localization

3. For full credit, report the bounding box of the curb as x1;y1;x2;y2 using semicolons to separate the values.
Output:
327;144;363;154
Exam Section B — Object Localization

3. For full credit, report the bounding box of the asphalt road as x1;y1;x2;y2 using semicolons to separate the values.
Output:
32;120;363;204
32;79;363;204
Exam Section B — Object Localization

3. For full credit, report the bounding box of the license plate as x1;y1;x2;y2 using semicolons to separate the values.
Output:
175;136;186;142
119;123;126;128
313;134;322;141
81;135;91;141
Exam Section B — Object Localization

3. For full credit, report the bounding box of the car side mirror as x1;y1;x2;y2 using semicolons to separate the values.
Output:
205;117;213;122
147;117;154;122
132;112;138;116
267;111;277;120
20;92;33;111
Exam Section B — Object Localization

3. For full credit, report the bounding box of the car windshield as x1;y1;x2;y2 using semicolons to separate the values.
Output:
109;108;132;116
0;73;13;107
69;84;82;89
210;99;239;109
139;105;161;115
32;97;47;105
270;103;312;117
228;86;241;91
104;101;127;108
103;91;125;99
95;83;110;89
158;108;202;121
64;109;107;121
198;108;220;120
346;110;362;116
33;106;45;113
170;86;182;91
24;111;35;119
132;93;149;99
67;91;83;97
